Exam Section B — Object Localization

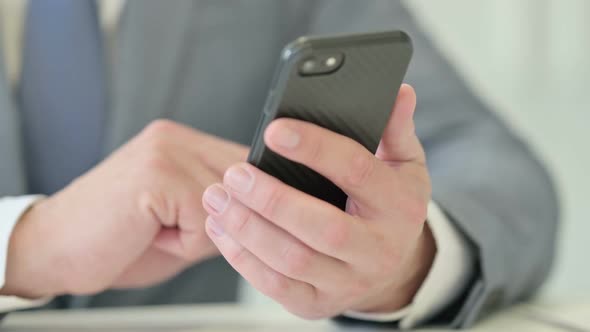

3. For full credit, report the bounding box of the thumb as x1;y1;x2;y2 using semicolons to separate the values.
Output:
376;84;425;164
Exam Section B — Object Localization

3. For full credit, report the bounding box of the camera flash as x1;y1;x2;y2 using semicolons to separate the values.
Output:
325;57;337;67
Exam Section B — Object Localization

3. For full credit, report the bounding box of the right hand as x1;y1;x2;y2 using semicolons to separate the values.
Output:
1;120;249;299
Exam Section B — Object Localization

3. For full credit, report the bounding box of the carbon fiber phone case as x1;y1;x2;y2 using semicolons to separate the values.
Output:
248;31;413;210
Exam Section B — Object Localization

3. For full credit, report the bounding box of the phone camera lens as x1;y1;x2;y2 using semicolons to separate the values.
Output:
299;53;344;76
301;60;316;73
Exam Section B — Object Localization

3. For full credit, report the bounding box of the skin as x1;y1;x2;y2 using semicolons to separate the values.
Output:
202;84;435;318
1;84;435;319
2;120;248;297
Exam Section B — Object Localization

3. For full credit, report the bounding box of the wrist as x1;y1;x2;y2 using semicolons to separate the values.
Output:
351;224;436;313
1;198;67;299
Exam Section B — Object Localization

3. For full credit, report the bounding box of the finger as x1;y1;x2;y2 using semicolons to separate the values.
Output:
263;118;396;211
152;226;218;262
221;163;379;264
262;84;423;210
205;216;317;313
376;84;425;164
174;128;249;175
143;119;249;175
202;184;349;290
152;228;186;257
145;174;214;257
164;155;219;194
193;139;249;176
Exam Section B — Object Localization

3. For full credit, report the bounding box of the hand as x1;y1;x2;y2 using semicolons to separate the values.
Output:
2;120;248;299
202;84;435;319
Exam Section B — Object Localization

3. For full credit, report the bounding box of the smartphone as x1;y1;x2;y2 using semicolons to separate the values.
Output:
248;30;413;210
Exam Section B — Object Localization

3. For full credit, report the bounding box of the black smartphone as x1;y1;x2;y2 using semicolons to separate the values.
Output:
248;30;413;210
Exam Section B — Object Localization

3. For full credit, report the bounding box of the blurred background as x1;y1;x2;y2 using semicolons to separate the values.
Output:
405;0;590;301
241;0;590;305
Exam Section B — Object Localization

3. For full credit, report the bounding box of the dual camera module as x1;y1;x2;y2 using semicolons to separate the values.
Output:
298;53;345;76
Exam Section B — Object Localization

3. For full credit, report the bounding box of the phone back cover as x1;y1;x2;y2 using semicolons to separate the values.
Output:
251;31;412;209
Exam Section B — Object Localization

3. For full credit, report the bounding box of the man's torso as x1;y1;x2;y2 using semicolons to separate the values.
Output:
0;0;415;309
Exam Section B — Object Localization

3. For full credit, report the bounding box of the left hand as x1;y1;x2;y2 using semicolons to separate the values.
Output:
3;120;249;299
202;84;435;319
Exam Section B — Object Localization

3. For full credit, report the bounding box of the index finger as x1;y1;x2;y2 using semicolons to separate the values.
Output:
263;118;395;213
142;119;249;174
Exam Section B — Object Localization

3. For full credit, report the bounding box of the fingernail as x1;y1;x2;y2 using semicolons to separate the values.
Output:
272;126;300;149
225;166;254;193
207;217;225;237
203;185;229;213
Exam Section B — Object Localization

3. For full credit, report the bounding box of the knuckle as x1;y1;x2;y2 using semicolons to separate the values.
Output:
135;120;180;161
228;208;255;236
304;133;323;164
137;190;167;225
142;119;177;138
281;243;313;277
136;127;173;175
345;151;375;187
322;223;351;251
261;185;287;220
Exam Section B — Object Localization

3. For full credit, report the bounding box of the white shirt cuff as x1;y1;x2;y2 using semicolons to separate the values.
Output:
344;200;474;328
0;195;51;312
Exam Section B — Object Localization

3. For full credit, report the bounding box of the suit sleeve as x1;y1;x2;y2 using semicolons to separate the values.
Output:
305;0;560;328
